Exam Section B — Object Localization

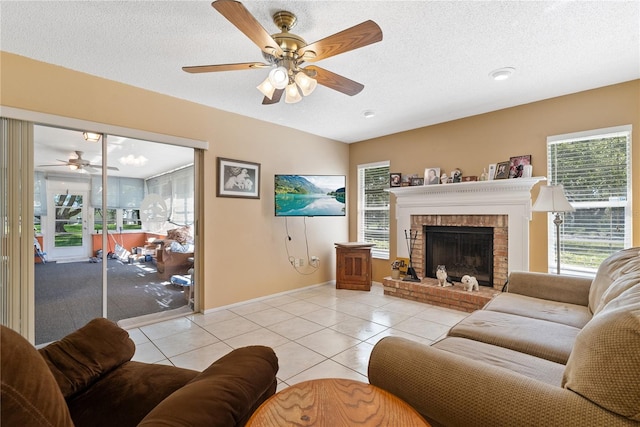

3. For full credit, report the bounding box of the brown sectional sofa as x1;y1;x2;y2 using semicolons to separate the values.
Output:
368;247;640;426
1;318;278;427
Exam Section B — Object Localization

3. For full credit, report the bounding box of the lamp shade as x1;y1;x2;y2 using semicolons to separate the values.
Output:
294;71;317;96
268;66;289;90
284;82;302;104
256;76;276;99
532;184;575;213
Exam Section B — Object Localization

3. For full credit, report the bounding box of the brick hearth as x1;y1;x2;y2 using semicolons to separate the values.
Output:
382;277;501;312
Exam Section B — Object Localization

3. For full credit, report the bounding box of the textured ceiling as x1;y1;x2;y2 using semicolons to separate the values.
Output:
2;1;639;143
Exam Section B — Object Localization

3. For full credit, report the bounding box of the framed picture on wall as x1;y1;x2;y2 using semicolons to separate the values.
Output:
216;157;261;199
390;173;402;187
494;161;510;180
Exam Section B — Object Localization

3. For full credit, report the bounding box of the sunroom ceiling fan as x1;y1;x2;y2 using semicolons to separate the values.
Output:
38;150;120;172
182;0;383;104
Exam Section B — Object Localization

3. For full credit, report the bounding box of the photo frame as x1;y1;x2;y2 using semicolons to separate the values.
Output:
390;173;402;187
217;157;261;199
424;167;440;185
509;155;532;178
411;177;424;186
488;163;497;181
494;161;510;180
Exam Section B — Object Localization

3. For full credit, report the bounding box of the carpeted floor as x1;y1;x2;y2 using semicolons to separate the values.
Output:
35;259;188;345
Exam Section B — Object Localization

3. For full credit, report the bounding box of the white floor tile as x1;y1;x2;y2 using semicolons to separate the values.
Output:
273;341;326;381
285;359;367;385
152;327;219;358
295;328;361;358
224;328;290;349
243;307;296;327
139;317;198;341
331;341;374;376
132;341;167;364
268;317;325;340
392;317;452;341
203;317;261;340
329;318;388;341
169;341;234;372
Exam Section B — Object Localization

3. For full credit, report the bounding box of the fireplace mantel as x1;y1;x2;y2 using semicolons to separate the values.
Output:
388;177;546;274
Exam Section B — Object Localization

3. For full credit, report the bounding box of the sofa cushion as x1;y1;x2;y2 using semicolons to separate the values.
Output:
433;337;565;386
563;284;640;420
67;361;198;427
38;317;135;398
594;270;640;315
1;325;74;427
448;310;580;364
484;293;592;328
588;247;640;313
138;345;278;427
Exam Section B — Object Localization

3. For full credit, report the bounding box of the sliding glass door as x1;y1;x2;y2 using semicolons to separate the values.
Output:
33;125;196;345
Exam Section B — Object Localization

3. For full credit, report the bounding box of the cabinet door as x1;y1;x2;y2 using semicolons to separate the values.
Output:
337;248;371;289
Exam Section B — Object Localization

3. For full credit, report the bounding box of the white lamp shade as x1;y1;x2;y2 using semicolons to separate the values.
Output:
284;82;302;104
256;77;276;99
532;184;575;213
268;66;289;90
294;71;317;96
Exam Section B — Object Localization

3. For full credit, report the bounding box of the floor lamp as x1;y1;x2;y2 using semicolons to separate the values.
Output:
532;184;575;274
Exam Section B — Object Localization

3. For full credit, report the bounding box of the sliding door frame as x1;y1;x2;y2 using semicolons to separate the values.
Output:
1;106;207;342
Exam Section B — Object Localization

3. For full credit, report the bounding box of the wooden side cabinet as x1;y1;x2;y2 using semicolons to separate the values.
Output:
335;242;374;291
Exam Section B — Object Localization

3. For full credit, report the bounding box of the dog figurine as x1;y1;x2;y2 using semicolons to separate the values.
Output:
436;265;451;287
461;275;479;292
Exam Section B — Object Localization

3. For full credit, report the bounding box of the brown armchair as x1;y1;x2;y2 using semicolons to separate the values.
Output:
1;318;278;427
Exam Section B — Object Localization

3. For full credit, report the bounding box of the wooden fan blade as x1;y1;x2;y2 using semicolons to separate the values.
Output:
182;62;270;73
298;20;382;62
305;66;364;96
262;89;284;105
212;0;283;57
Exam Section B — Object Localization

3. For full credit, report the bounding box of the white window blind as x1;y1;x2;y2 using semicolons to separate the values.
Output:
547;125;632;275
357;162;390;259
146;165;194;226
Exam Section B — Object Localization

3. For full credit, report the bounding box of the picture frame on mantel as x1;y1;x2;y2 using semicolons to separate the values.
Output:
390;173;402;187
488;163;497;181
216;157;261;199
494;161;510;180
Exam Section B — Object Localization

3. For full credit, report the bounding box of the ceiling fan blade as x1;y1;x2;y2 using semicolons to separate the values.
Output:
262;89;284;105
212;0;283;57
182;62;270;73
38;164;67;167
298;20;382;62
89;164;120;171
305;66;364;96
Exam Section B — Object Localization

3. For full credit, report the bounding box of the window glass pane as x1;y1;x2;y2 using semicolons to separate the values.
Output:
94;208;117;231
358;162;390;258
547;127;631;274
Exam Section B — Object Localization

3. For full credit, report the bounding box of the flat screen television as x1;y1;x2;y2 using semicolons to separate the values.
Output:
275;175;346;217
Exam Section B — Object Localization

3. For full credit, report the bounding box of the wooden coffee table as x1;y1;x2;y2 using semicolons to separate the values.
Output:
246;378;429;427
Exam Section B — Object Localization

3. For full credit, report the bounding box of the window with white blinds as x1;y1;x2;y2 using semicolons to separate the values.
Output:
357;162;390;259
547;125;632;275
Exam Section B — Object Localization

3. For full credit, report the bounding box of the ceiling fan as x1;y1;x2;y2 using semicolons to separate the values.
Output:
182;0;383;104
39;151;119;172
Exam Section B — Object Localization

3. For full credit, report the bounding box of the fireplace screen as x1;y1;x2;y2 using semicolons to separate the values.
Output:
424;226;493;285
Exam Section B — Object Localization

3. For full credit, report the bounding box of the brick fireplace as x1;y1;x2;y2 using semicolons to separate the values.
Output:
384;177;545;311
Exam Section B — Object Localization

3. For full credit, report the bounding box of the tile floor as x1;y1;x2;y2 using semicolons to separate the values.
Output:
126;282;468;391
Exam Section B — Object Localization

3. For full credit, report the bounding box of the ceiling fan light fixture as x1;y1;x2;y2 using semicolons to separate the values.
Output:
284;82;302;104
257;76;277;99
268;66;289;90
68;164;78;171
82;132;101;142
294;71;317;96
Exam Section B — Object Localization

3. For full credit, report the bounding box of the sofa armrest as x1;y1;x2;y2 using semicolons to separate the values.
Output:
368;337;633;426
138;345;278;427
38;318;135;398
507;271;592;306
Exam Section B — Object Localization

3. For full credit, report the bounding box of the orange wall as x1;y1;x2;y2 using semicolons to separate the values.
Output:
349;80;640;281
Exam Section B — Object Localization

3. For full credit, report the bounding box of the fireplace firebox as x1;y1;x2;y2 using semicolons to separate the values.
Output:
424;226;493;286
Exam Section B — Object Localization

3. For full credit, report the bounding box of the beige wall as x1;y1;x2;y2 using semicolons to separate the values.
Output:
349;80;640;282
1;52;349;310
